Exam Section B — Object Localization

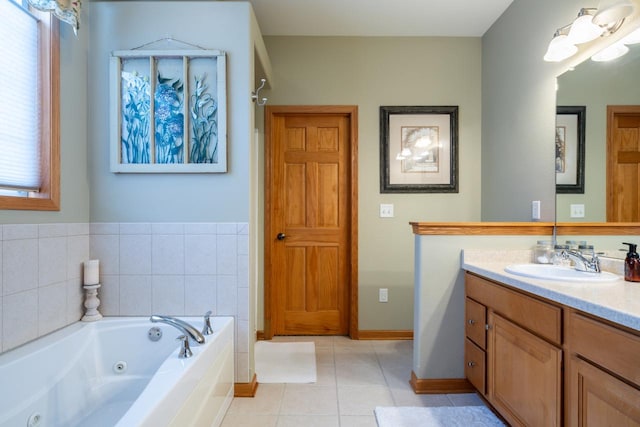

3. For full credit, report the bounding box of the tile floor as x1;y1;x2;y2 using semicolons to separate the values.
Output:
221;336;485;427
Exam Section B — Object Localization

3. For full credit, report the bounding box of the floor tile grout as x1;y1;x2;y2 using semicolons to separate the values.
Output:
222;337;485;427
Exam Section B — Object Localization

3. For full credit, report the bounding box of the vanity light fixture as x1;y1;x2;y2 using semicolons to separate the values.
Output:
593;0;634;26
567;9;604;44
620;26;640;44
591;41;629;61
543;2;635;62
544;30;579;62
590;20;640;61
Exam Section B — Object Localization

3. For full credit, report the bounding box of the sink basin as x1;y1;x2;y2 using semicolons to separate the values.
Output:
504;264;620;283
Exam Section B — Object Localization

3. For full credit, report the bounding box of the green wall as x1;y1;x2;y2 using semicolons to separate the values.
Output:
258;36;482;330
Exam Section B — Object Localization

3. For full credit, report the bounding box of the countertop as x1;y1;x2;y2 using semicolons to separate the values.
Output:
462;250;640;332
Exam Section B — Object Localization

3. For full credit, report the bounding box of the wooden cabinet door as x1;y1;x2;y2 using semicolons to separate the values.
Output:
567;355;640;427
488;312;562;427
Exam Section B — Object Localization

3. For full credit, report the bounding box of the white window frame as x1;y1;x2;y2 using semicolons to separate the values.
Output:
0;7;60;211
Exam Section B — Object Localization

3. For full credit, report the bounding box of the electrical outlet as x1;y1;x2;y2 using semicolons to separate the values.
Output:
380;204;394;218
379;288;388;303
531;200;541;221
570;204;585;218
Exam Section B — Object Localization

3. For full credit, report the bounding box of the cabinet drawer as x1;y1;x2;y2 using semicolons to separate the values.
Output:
567;311;640;387
466;272;562;346
465;297;486;349
465;338;486;394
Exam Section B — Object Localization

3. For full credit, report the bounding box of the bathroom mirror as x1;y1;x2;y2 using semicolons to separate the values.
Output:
555;38;640;222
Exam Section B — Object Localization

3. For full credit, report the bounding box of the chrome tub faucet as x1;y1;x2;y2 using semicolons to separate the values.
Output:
149;315;206;345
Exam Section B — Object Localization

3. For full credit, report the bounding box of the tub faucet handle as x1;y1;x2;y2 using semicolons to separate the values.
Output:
177;335;193;358
202;310;214;336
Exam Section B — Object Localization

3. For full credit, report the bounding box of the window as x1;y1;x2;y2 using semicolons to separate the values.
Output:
0;0;59;210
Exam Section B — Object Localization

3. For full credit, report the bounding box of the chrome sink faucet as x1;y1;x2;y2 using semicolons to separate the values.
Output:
150;315;206;345
561;249;601;273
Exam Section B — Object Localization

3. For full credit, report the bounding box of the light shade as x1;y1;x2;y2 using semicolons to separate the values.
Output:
593;0;635;25
544;34;578;62
591;41;629;61
621;27;640;44
568;13;605;44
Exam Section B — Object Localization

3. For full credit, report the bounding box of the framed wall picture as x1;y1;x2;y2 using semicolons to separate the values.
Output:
556;106;586;193
110;49;227;173
380;106;459;193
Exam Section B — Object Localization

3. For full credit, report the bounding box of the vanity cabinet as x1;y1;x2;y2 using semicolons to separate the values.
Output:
565;310;640;426
465;272;562;427
465;271;640;427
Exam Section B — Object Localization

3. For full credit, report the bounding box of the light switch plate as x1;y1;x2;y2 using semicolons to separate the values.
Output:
380;204;394;218
570;204;585;218
531;200;541;220
379;288;388;303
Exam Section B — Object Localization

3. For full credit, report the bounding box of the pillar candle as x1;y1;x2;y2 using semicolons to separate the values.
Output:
83;259;100;285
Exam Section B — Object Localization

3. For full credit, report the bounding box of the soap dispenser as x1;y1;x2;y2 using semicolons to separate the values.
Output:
622;242;640;282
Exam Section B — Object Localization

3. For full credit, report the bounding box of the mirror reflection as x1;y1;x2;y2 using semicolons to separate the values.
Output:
556;39;640;222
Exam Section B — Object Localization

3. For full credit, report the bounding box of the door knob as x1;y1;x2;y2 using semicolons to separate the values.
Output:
277;233;286;240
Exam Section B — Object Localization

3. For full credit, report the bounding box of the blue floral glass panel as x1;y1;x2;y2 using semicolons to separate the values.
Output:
154;58;184;164
188;57;218;164
120;59;150;164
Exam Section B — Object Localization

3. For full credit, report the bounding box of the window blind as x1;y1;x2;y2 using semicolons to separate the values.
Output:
0;0;41;191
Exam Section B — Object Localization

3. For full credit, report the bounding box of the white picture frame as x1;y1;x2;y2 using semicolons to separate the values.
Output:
110;49;227;173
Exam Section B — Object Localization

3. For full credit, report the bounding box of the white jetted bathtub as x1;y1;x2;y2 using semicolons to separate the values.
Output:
0;316;234;427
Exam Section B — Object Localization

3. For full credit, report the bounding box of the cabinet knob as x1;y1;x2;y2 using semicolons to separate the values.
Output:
277;233;286;241
485;324;491;330
467;361;476;367
468;319;476;325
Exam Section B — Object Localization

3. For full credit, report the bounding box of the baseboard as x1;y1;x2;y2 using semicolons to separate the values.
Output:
410;371;475;394
357;330;413;340
234;373;259;397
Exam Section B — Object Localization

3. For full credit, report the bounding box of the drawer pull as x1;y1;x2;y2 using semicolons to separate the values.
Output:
467;361;476;367
468;319;476;325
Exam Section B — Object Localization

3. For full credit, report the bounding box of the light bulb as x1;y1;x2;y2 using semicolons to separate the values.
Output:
544;34;578;62
567;14;604;44
591;41;629;61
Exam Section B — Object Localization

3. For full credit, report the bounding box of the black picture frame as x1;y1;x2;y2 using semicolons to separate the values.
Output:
380;106;459;193
556;106;586;194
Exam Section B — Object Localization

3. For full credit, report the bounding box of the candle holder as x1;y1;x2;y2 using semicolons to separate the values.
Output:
82;284;103;322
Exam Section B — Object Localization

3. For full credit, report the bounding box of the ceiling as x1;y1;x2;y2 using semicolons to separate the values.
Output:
247;0;514;37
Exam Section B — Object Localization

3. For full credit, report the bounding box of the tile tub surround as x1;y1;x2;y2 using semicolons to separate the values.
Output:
1;222;250;385
90;222;250;382
1;223;89;353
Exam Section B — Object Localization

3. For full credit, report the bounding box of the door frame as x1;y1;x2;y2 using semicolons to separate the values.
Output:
606;105;640;221
264;105;359;340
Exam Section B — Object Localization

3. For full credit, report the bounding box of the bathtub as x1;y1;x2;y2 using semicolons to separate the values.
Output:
0;316;234;427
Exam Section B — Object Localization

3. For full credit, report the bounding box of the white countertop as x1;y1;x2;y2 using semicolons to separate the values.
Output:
462;251;640;332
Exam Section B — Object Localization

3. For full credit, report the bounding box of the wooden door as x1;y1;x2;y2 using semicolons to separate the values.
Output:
265;106;358;337
607;105;640;221
488;312;562;427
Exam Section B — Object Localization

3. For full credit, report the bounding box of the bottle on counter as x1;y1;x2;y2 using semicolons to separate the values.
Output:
622;242;640;282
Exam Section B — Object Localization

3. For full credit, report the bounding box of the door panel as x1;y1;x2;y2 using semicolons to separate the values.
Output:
607;106;640;221
266;106;357;337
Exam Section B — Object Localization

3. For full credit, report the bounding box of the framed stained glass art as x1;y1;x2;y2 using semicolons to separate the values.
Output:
110;49;227;173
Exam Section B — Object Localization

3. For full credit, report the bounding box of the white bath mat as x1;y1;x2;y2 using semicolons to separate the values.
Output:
255;341;316;383
374;405;505;427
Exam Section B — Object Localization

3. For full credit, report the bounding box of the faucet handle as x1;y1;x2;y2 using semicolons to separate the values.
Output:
202;310;214;336
177;335;193;358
